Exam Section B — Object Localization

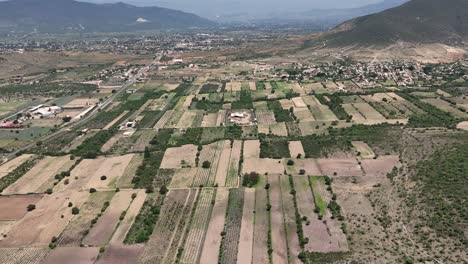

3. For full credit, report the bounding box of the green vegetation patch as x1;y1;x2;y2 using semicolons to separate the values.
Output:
259;136;290;159
410;140;468;244
231;89;254;110
200;83;219;93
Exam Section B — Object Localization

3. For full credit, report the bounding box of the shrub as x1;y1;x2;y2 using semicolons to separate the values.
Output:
100;175;107;181
89;188;97;193
46;188;53;194
159;185;168;195
131;193;137;199
242;172;260;187
287;159;295;166
71;207;80;215
202;160;211;168
299;169;306;175
68;202;73;207
27;204;36;211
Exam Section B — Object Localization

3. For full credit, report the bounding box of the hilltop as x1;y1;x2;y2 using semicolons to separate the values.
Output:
0;0;215;33
321;0;468;46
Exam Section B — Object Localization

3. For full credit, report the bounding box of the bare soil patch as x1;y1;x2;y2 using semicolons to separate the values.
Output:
215;140;232;186
85;154;135;189
3;156;73;195
236;188;255;264
82;190;133;246
243;140;260;159
97;244;144;264
317;158;362;177
199;188;229;264
351;141;375;159
243;158;284;175
42;247;99;264
110;189;147;245
0;194;43;220
160;144;198;169
288;141;305;158
361;155;399;178
269;174;289;263
169;168;198;189
0;191;88;247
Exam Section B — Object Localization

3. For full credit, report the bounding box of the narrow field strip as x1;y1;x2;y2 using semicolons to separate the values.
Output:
139;189;190;264
252;176;269;264
180;189;215;264
280;175;302;263
236;188;255;264
199;188;229;264
219;188;244;264
225;140;242;188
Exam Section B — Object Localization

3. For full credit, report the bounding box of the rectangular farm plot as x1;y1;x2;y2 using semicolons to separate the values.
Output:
361;155;399;178
215;140;234;187
309;177;349;252
243;140;260;159
41;247;99;264
154;110;174;129
286;158;322;176
201;113;218;127
243;158;284;175
269;174;289;264
270;122;288;136
0;190;88;247
293;108;315;122
342;104;366;122
85;154;135;190
2;155;74;195
180;188;215;264
292;97;307;108
256;110;276;125
139;189;194;264
236;188;255;264
279;176;301;263
293;176;335;252
82;190;134;246
288;141;305;159
317;158;362;177
199;188;229;264
97;244;144;264
302;96;337;121
0;194;43;220
0;154;34;179
160;144;198;169
110;190;147;245
169;168;198;189
252;176;269;264
58;191;115;246
0;248;48;264
422;98;468;118
176;110;203;128
226;140;242;187
352;103;386;121
219;188;244;264
193;141;224;187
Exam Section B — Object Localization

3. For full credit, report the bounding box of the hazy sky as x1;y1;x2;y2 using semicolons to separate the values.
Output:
86;0;383;16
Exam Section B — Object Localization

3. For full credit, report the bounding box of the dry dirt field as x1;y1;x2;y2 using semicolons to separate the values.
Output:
0;191;88;247
236;188;255;264
457;121;468;131
82;190;134;246
160;144;198;169
243;158;284;175
199;188;229;264
0;194;44;220
84;154;135;189
41;247;99;264
351;141;375;159
317;158;363;177
288;141;305;158
243;140;260;159
2;155;74;195
97;245;144;264
0;247;48;264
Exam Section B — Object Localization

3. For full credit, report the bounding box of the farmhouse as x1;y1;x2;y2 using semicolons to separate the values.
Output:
31;105;63;119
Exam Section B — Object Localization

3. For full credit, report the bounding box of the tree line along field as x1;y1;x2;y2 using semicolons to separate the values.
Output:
0;73;466;264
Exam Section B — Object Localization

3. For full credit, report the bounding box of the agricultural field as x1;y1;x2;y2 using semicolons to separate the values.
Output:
0;34;466;264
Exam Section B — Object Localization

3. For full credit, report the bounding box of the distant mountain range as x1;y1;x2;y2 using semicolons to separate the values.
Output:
299;0;409;22
323;0;468;46
0;0;215;33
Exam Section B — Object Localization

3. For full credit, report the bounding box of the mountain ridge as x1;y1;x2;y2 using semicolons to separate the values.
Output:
0;0;215;33
321;0;468;46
